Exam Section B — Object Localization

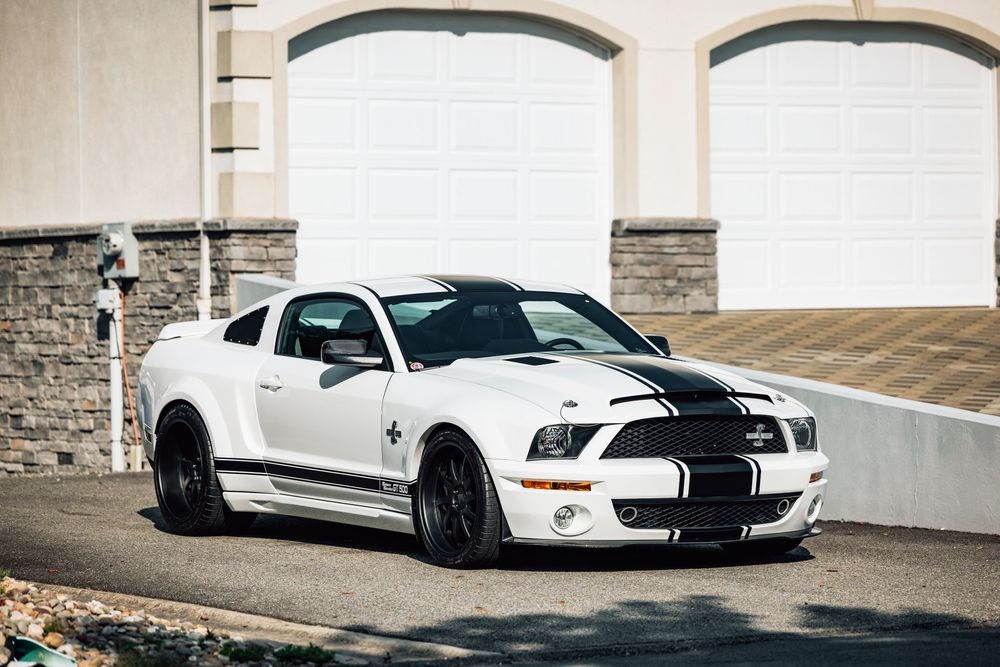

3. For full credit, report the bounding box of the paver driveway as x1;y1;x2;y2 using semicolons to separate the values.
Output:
627;308;1000;416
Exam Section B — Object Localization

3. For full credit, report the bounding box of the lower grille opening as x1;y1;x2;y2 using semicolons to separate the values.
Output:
613;493;801;530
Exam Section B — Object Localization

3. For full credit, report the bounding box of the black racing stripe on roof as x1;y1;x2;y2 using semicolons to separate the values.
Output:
570;353;731;393
421;275;518;292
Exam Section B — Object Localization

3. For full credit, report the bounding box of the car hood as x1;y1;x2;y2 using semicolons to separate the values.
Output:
425;352;805;423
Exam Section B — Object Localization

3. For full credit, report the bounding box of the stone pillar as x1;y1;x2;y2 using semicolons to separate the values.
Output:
0;219;296;476
996;218;1000;307
610;218;719;314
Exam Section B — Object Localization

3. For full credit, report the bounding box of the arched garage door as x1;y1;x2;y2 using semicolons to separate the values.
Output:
710;23;997;310
288;13;612;299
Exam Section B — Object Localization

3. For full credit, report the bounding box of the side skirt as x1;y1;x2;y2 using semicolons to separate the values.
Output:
223;491;416;536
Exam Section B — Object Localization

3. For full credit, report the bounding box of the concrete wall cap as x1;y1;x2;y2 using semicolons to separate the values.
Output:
612;218;720;235
0;219;298;241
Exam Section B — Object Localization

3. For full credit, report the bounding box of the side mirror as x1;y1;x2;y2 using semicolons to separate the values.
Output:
645;334;671;357
321;339;383;368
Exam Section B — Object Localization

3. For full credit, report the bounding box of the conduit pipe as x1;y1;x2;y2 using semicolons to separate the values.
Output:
196;0;213;321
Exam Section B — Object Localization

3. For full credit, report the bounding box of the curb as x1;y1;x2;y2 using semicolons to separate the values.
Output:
37;583;498;664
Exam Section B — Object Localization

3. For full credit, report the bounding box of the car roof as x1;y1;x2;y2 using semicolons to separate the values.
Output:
319;275;586;299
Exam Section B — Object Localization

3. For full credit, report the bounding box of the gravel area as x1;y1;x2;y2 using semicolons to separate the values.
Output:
0;577;367;667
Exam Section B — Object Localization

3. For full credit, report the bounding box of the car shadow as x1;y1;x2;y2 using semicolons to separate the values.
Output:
137;506;814;571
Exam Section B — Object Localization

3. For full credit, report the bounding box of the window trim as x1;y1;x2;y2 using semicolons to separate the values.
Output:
273;292;394;371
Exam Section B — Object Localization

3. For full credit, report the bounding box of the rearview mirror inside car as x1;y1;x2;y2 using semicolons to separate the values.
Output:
321;339;382;368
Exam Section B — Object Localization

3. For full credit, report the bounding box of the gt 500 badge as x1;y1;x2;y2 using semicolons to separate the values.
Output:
381;481;410;496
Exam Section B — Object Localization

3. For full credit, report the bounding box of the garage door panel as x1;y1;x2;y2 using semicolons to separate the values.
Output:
368;32;438;81
529;240;598;294
449;102;518;153
368;239;438;276
923;174;985;220
448;240;520;276
529;171;598;221
778;173;840;221
779;106;841;154
289;99;357;152
297;239;359;285
923;107;985;156
778;240;843;288
851;173;913;221
368;169;438;220
851;43;912;88
853;239;915;287
449;34;518;83
368;99;438;151
778;42;840;87
712;28;995;309
923;238;984;286
449;170;519;220
851;107;914;155
289;168;357;219
530;38;599;87
529;103;598;154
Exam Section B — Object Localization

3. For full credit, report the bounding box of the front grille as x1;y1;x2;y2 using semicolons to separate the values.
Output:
613;493;801;530
601;415;788;458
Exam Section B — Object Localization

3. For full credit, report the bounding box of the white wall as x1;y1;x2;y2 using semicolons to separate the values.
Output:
703;361;1000;535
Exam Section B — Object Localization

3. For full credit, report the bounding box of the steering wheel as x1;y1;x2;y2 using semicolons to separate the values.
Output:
544;337;585;350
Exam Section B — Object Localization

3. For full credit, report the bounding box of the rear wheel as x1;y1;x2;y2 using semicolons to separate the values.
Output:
414;428;502;568
721;537;803;558
153;403;255;535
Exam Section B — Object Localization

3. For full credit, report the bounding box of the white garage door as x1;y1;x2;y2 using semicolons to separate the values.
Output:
288;17;612;299
710;25;996;309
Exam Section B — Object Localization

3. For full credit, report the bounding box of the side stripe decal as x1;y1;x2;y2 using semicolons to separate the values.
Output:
215;458;416;497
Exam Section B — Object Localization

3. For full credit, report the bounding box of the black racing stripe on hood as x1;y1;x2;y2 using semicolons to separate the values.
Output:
570;353;731;393
421;275;518;292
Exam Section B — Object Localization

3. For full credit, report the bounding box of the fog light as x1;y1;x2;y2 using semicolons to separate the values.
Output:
553;506;575;530
807;494;823;523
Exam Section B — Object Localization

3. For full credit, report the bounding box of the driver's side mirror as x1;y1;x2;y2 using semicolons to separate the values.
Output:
321;339;383;368
645;334;671;357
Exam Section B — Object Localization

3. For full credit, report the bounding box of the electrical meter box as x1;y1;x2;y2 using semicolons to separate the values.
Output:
97;223;139;280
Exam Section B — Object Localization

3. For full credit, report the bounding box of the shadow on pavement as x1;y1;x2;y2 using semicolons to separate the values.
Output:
137;506;814;571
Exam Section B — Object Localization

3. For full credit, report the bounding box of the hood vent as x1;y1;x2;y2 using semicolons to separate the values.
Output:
507;356;559;366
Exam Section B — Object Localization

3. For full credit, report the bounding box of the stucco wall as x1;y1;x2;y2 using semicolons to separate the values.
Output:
0;0;201;228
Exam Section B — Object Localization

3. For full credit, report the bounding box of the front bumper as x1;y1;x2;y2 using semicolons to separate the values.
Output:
488;451;829;545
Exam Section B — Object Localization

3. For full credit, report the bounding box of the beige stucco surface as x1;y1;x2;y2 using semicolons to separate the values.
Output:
0;0;200;228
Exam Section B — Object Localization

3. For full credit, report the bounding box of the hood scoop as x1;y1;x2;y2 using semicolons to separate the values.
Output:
506;356;560;366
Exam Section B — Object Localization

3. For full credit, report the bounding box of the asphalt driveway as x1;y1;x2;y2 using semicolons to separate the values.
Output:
1;473;998;663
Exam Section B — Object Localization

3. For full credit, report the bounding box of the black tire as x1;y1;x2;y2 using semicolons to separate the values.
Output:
721;537;803;558
153;403;256;535
413;428;502;568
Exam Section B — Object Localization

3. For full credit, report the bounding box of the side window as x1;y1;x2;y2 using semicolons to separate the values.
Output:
277;297;383;361
223;306;269;346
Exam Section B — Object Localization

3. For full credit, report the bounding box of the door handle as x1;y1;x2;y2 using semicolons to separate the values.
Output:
258;376;283;392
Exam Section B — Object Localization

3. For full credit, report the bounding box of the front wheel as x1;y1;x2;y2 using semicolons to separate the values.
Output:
153;403;256;535
721;537;803;558
413;428;502;568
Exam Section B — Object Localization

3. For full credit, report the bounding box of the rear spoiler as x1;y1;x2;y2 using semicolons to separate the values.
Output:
610;390;774;406
157;318;226;341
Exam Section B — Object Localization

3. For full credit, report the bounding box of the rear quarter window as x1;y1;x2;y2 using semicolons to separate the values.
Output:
223;306;269;346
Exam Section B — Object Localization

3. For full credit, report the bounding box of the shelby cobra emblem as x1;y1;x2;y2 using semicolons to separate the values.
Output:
746;423;775;447
139;274;828;568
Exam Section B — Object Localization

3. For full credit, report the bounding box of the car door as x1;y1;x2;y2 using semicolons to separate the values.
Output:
253;294;391;507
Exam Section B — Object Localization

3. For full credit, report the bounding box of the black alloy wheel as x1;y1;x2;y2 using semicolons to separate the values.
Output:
415;428;502;568
153;403;255;535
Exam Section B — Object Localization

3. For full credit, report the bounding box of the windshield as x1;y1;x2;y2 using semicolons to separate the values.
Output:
381;291;656;368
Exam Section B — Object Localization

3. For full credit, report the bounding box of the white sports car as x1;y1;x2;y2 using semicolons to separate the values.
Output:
139;275;828;567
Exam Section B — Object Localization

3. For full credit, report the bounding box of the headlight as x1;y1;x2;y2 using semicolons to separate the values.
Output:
527;424;600;460
786;417;817;451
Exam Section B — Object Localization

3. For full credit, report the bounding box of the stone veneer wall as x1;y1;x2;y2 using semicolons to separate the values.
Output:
996;218;1000;306
610;218;719;314
0;219;296;476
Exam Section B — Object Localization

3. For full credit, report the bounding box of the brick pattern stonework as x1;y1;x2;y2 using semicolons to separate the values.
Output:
996;218;999;306
0;220;296;476
610;218;719;314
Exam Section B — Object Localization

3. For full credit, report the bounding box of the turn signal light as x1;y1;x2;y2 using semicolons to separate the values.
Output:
809;471;823;483
521;480;592;492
